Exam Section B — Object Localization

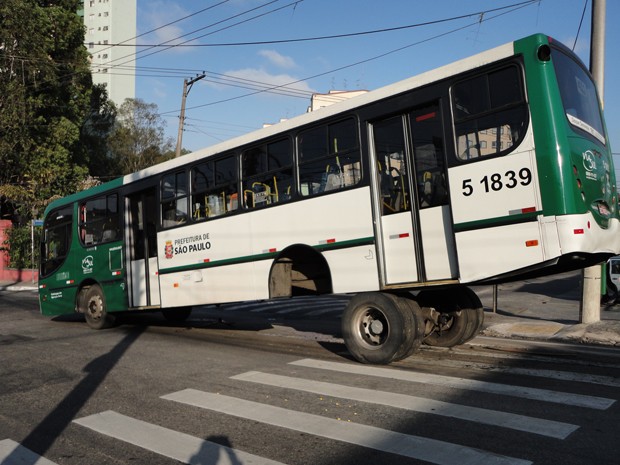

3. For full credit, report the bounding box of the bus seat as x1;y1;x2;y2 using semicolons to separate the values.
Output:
102;229;116;242
323;165;343;192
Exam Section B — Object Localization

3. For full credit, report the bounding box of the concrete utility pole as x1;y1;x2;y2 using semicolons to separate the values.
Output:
175;74;206;158
580;0;606;324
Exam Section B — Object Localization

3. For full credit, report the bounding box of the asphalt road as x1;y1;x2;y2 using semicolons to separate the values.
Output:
2;290;620;465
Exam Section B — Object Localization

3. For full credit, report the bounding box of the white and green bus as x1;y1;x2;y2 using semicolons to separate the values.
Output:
40;34;620;364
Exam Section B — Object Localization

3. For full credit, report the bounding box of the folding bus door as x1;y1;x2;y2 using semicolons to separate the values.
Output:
409;103;458;281
372;101;457;285
126;188;161;308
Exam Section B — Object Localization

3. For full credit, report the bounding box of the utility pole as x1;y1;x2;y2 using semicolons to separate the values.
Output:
580;0;606;324
175;73;206;158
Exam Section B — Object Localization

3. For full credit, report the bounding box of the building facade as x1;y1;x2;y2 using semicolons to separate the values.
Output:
82;0;137;107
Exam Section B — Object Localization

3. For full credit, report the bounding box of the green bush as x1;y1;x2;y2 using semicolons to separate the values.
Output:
1;225;41;269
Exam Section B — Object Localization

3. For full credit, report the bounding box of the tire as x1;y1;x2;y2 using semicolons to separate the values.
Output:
82;284;116;330
342;292;420;364
421;286;484;347
423;308;470;347
393;297;425;361
162;307;192;323
458;288;484;344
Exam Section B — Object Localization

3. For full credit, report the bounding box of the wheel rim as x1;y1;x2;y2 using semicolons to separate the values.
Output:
436;311;459;332
87;295;104;321
357;306;389;347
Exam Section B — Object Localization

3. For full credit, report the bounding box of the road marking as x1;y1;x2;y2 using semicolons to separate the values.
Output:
73;411;285;465
231;371;578;439
429;344;620;370
405;356;620;387
289;359;616;410
162;389;532;465
0;439;58;465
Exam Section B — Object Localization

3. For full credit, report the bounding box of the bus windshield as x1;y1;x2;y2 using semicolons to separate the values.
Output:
40;205;73;278
552;47;606;145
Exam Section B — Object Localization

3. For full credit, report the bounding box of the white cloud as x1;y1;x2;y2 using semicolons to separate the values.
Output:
206;68;315;96
139;1;191;49
258;50;296;69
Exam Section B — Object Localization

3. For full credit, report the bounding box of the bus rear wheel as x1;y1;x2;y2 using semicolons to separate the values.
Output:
82;284;116;330
421;287;484;347
342;292;422;364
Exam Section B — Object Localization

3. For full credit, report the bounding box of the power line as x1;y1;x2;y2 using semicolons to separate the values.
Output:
101;0;540;49
573;0;589;51
160;0;539;116
105;0;300;70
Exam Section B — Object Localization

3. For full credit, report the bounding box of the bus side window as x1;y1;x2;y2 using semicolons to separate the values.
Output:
161;171;188;227
192;155;240;219
242;139;293;209
79;194;120;245
452;65;527;161
410;105;448;208
298;118;361;197
372;115;410;215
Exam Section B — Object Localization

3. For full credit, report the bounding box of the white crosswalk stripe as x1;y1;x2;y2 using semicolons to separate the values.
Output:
162;389;532;465
36;355;618;464
0;439;58;465
230;370;578;439
407;353;620;387
73;411;285;465
289;358;616;410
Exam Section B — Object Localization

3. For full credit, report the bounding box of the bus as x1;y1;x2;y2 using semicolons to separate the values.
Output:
39;34;620;364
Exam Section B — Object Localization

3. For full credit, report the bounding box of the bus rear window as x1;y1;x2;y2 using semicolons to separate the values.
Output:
552;48;605;145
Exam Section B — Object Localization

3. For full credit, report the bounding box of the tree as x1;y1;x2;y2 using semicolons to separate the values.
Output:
79;84;119;181
0;0;100;222
108;98;174;174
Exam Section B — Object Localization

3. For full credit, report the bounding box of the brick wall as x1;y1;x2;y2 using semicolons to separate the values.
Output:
0;220;38;283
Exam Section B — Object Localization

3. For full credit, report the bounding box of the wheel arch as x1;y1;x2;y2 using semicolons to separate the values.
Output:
268;243;333;298
75;278;101;314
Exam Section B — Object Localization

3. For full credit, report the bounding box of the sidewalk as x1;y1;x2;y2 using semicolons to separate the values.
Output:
0;280;38;292
3;271;620;347
473;270;620;347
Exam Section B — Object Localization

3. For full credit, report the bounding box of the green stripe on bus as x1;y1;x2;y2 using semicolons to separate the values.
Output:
453;210;540;233
159;236;375;275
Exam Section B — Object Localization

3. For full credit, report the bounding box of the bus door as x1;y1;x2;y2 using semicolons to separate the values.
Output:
372;102;457;285
126;188;161;308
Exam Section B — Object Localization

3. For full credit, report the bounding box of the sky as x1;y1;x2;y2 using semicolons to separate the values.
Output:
122;0;619;168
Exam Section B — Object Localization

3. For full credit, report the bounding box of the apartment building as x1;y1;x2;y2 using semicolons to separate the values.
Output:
82;0;137;107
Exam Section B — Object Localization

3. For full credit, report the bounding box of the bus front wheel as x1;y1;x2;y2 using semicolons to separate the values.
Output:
342;292;422;364
82;284;116;330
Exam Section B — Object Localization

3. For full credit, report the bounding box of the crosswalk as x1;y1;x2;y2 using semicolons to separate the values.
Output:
2;354;617;465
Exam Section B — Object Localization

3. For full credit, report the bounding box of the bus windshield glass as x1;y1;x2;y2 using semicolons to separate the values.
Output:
40;205;73;277
552;47;606;145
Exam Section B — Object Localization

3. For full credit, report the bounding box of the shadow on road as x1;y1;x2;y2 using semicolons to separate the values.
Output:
9;326;144;461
